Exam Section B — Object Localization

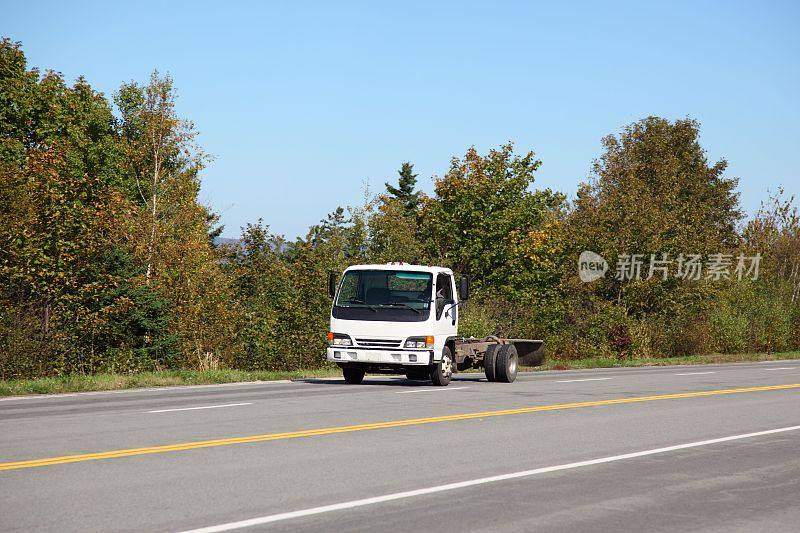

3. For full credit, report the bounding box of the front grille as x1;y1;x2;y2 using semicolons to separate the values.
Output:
355;338;402;348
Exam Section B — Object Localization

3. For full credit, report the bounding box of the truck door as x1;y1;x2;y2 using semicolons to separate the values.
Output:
433;273;458;344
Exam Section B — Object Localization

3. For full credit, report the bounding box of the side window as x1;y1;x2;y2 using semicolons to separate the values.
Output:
435;274;454;319
337;273;359;304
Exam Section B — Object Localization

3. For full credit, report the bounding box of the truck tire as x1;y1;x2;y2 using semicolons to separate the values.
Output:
484;344;500;382
343;367;365;384
430;346;453;386
496;344;518;383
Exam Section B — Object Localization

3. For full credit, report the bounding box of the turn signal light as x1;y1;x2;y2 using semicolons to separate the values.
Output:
329;332;353;346
405;336;435;349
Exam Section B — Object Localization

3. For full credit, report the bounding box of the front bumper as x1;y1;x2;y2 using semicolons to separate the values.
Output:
326;347;432;366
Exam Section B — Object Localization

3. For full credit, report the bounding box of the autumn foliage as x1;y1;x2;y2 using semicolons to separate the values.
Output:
2;39;799;379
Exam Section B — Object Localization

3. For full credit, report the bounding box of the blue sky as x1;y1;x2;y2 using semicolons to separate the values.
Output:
5;0;799;238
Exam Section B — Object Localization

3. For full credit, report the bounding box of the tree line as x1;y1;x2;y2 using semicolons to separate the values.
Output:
1;38;798;379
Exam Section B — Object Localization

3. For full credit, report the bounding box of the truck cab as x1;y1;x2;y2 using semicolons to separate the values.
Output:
327;263;467;386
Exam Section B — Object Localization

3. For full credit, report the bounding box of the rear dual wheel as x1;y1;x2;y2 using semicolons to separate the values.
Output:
484;344;518;383
484;344;500;382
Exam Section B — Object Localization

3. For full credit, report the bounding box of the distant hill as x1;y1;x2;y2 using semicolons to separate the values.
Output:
212;237;290;254
213;237;241;247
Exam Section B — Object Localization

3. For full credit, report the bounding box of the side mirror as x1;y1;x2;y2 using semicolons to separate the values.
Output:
328;272;337;298
458;276;470;301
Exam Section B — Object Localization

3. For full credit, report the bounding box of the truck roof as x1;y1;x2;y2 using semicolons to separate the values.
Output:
343;263;453;275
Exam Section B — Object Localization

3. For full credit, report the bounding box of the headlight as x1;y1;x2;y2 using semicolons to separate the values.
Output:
405;336;434;349
328;332;353;346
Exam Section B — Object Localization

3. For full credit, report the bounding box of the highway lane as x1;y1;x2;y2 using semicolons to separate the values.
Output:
1;360;799;531
262;431;800;533
2;360;798;460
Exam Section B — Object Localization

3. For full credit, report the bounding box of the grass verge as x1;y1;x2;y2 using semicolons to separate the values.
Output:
2;351;799;397
532;351;800;371
0;367;341;397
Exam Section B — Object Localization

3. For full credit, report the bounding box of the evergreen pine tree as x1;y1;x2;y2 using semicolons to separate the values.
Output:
385;162;420;215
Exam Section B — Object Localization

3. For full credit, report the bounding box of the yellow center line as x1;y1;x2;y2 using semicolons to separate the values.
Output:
2;382;798;472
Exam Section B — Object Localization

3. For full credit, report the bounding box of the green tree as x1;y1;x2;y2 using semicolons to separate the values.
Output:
567;116;742;315
0;145;174;376
742;188;800;302
717;189;800;353
368;197;425;264
555;117;744;358
227;221;295;370
385;162;420;216
114;72;237;369
306;190;373;263
1;38;121;178
228;220;339;371
421;144;566;302
115;71;206;283
308;207;349;247
205;209;225;247
0;40;175;377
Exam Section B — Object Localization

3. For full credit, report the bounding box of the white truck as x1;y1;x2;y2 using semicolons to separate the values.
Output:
326;263;544;386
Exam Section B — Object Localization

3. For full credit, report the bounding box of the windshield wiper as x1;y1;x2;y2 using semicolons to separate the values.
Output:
381;302;421;314
346;298;378;312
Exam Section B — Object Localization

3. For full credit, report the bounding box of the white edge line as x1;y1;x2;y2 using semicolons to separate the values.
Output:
395;387;469;394
555;377;613;383
1;381;293;402
4;361;799;402
675;371;716;376
148;402;253;413
178;425;800;533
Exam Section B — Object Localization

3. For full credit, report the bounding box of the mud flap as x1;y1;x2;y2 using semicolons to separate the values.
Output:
513;340;545;366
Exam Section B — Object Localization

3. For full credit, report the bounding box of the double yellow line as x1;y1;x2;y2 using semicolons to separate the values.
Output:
2;382;798;472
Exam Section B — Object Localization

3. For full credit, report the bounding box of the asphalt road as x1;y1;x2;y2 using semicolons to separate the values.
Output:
1;360;799;532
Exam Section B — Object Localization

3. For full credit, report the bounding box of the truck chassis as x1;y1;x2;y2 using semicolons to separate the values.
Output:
335;336;544;383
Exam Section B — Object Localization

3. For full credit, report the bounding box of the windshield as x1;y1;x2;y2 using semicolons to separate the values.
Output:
335;270;432;313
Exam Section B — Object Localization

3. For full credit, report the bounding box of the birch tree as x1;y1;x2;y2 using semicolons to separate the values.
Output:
115;72;204;283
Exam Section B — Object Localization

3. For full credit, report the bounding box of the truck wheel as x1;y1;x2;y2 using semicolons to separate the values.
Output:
496;344;518;383
430;346;453;386
484;344;500;382
406;371;429;381
343;367;365;384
